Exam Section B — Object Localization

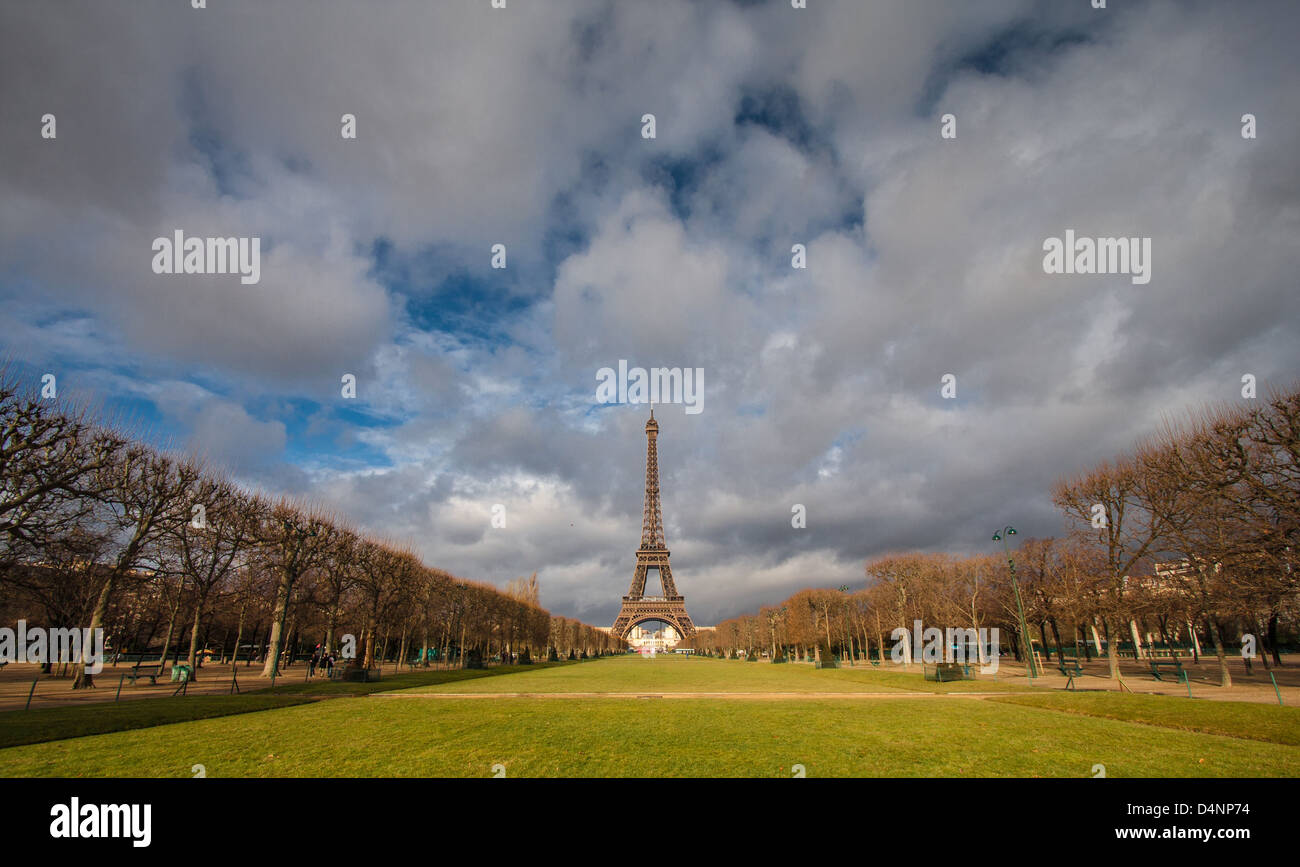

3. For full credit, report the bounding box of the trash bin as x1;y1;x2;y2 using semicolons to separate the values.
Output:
170;664;192;683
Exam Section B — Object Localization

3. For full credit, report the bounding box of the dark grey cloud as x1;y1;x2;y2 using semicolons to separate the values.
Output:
2;0;1298;626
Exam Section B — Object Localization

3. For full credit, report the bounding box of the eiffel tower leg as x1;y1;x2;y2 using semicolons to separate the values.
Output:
611;614;630;640
629;563;649;598
658;563;679;597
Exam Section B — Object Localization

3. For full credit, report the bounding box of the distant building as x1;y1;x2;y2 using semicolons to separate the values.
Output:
626;624;679;652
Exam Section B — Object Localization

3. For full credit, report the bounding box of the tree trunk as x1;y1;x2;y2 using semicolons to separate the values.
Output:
185;587;208;679
1268;611;1282;666
1128;618;1144;661
378;626;391;671
1103;617;1121;681
359;590;379;670
158;577;187;676
326;602;339;655
260;570;294;678
249;621;264;666
72;558;132;688
1255;615;1274;671
1156;614;1173;654
1207;615;1231;688
282;615;297;670
231;598;247;674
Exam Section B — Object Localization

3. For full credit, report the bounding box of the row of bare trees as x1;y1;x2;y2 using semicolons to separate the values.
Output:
696;562;1013;665
0;371;609;686
697;387;1299;686
1050;385;1299;684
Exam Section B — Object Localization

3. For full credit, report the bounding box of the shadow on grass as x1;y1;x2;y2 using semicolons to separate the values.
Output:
0;661;577;750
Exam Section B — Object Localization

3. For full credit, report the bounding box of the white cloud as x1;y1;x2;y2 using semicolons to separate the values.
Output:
3;0;1298;626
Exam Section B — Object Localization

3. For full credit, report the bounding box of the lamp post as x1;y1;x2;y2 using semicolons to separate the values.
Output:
993;526;1038;678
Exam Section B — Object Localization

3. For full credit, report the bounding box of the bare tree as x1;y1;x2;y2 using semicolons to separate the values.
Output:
72;446;200;688
0;378;122;572
1053;457;1168;684
167;480;265;677
257;502;335;679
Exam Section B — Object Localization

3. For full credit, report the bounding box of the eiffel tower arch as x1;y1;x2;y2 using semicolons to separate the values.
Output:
610;410;697;643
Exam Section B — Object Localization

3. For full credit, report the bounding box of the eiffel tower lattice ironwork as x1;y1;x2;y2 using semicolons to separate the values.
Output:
610;409;696;642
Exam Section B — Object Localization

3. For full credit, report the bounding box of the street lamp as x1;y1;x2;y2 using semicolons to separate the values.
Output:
992;526;1038;678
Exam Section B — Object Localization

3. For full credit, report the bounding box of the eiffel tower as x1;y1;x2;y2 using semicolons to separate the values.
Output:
610;409;696;643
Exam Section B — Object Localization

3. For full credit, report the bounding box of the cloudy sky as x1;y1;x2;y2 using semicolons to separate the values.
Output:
2;0;1298;626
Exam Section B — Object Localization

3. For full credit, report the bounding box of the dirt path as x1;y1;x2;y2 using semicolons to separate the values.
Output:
371;691;1020;700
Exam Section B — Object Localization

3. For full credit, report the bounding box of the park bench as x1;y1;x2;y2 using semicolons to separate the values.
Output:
124;663;158;686
925;662;974;682
1057;659;1084;689
1148;658;1185;682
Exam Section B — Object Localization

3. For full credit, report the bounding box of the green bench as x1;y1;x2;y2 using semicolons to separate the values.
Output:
1148;658;1185;682
924;662;974;682
1057;659;1084;689
125;663;158;685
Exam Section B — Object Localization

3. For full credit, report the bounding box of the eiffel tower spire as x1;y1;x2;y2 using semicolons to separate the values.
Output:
640;408;665;551
610;409;696;642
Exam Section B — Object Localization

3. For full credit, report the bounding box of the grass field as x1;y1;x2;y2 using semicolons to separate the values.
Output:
402;654;1008;694
0;663;571;750
0;655;1296;778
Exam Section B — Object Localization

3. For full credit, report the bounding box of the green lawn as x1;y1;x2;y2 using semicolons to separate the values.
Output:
0;661;574;749
0;695;313;750
407;654;1029;694
0;656;1295;778
817;664;1037;693
409;654;908;693
253;660;573;697
990;692;1300;746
